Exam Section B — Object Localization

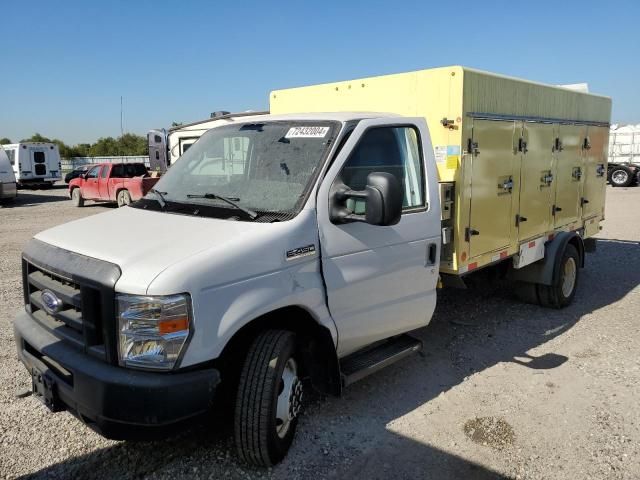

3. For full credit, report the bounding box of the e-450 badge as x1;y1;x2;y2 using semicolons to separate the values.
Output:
286;244;316;261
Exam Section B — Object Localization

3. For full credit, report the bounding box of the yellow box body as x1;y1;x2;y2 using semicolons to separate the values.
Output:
270;66;611;275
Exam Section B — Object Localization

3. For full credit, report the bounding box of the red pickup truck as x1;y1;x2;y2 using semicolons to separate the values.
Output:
68;163;160;207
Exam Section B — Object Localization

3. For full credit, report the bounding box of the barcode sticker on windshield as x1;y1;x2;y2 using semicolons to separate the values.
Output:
285;126;330;138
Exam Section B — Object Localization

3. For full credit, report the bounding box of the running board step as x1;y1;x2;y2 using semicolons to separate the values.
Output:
340;334;422;387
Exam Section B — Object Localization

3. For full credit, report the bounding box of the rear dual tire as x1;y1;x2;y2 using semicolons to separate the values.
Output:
515;244;580;309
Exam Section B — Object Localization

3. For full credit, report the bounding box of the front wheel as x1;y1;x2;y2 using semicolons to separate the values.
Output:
117;190;131;207
234;330;303;466
71;188;84;207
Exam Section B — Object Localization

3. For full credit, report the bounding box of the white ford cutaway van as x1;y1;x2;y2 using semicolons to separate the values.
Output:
4;142;61;188
0;147;17;201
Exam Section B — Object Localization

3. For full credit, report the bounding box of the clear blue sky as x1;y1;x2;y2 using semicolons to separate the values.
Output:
1;0;638;145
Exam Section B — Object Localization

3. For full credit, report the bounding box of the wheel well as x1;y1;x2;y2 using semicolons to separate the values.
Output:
216;306;341;399
567;234;585;268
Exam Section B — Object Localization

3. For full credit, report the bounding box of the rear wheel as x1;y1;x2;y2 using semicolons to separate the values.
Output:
610;166;633;187
71;188;84;207
234;330;303;466
536;244;580;309
117;190;131;207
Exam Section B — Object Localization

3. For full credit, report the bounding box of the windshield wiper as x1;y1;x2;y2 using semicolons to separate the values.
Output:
149;188;167;209
186;193;258;219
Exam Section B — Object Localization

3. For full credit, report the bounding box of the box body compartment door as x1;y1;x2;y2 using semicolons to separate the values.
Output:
517;122;555;241
582;126;608;219
468;119;517;258
553;125;585;228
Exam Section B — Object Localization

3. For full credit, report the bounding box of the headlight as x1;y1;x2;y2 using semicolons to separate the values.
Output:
117;294;192;370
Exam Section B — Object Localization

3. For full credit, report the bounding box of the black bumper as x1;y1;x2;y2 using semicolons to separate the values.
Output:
14;310;220;440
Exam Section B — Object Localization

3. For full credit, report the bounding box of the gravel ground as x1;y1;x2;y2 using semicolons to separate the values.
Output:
1;185;639;479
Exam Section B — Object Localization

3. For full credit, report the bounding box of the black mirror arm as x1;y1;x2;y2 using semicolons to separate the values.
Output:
331;186;368;224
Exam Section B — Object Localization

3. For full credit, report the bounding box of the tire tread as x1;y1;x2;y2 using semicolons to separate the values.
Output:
234;329;295;466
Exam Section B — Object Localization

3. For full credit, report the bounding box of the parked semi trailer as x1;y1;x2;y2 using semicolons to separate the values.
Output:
14;66;610;466
607;124;640;187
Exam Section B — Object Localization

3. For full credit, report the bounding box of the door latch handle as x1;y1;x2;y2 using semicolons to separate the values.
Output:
515;215;528;227
499;177;514;192
552;205;563;215
581;197;590;206
572;167;583;181
427;243;438;265
465;228;480;241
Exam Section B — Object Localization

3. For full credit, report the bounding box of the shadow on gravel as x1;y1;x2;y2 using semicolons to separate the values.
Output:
25;238;640;480
2;191;69;207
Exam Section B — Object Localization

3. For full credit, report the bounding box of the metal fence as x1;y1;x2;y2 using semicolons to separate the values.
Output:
61;156;149;173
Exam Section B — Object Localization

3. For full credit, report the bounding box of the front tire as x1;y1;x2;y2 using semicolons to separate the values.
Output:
117;190;131;207
234;330;303;466
71;188;84;207
537;244;580;309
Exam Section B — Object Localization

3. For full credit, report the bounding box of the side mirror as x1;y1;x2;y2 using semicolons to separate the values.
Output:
330;172;403;226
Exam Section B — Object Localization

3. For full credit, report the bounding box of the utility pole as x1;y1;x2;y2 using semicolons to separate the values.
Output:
120;96;124;137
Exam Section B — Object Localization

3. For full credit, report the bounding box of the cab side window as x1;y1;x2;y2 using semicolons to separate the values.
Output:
86;166;100;179
339;126;424;213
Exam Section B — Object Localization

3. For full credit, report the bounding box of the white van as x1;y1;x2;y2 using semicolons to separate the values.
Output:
0;147;17;200
4;142;62;188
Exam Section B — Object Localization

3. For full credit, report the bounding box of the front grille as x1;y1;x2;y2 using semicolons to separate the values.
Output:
24;260;110;362
34;164;46;175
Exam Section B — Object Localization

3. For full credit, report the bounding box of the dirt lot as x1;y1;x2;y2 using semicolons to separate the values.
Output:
1;185;639;480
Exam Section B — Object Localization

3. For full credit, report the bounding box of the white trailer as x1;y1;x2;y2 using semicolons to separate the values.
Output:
607;124;640;186
3;142;62;187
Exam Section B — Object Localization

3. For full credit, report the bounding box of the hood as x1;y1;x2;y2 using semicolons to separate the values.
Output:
34;206;285;293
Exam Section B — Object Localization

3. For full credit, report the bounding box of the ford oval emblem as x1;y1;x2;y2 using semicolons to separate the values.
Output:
41;289;63;315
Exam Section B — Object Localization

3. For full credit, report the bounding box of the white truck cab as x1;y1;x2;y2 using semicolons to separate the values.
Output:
15;113;440;464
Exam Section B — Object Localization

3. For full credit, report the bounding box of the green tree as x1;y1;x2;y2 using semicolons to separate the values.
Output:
89;137;119;156
21;133;52;143
0;137;11;145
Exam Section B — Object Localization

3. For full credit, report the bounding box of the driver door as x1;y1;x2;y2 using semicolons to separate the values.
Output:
82;165;101;199
317;118;441;357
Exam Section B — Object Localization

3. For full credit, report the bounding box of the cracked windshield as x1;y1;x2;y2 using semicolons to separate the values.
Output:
152;122;338;214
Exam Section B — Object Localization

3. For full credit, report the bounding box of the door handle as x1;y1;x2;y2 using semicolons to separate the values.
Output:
581;197;590;206
552;205;563;215
465;228;480;241
515;215;528;227
427;243;438;265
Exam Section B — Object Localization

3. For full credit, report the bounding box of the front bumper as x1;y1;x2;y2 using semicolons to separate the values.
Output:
14;310;220;439
0;181;17;199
